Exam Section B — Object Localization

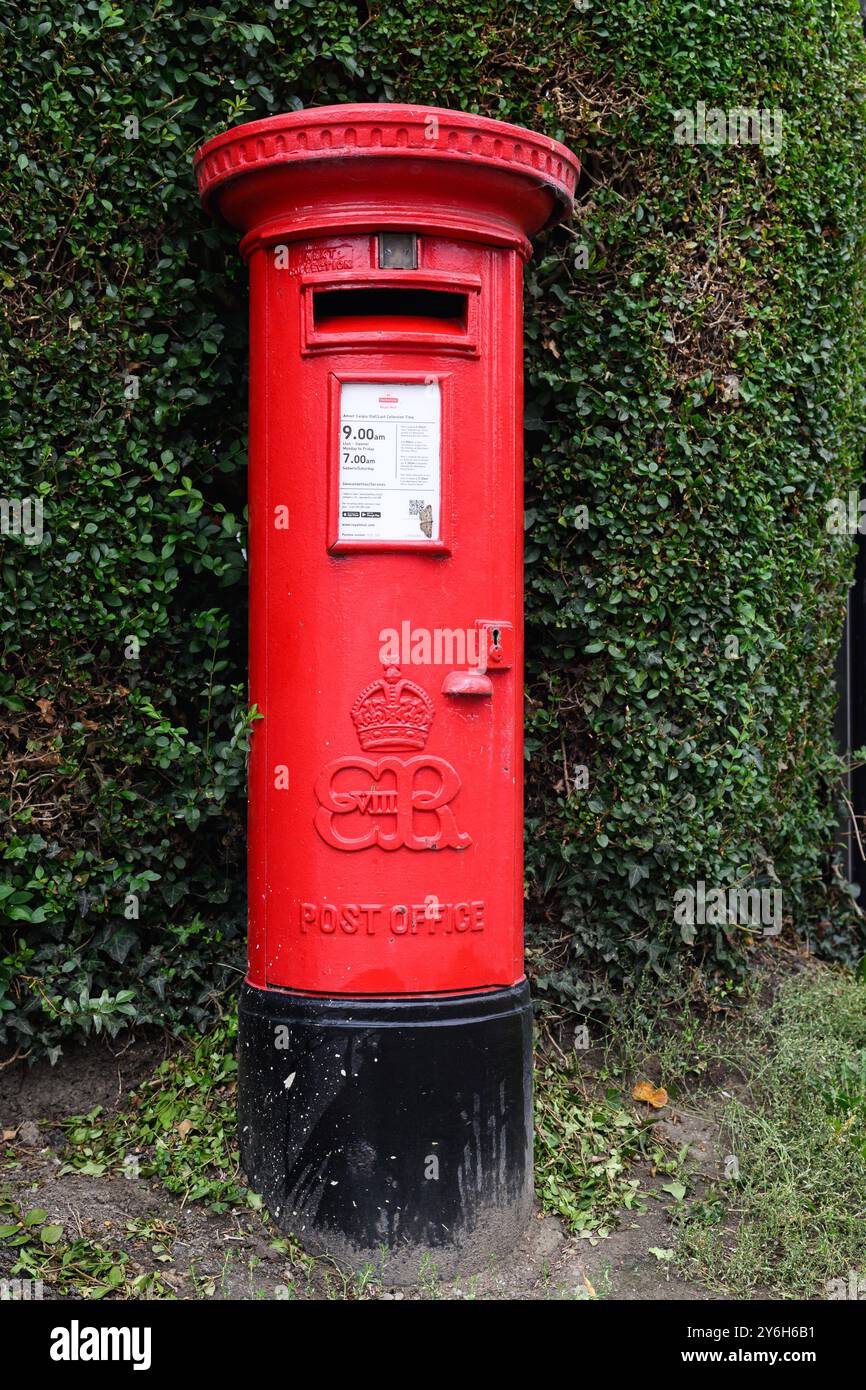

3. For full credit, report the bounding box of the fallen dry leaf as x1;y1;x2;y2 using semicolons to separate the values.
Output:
36;698;55;724
632;1080;669;1109
176;1118;194;1140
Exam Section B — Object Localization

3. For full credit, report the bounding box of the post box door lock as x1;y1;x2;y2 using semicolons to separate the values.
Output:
476;619;513;670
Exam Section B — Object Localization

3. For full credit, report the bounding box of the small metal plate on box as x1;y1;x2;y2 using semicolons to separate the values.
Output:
378;233;418;269
476;620;514;670
338;381;441;543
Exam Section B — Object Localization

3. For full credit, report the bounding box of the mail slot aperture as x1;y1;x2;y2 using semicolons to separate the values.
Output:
302;272;480;352
314;286;468;325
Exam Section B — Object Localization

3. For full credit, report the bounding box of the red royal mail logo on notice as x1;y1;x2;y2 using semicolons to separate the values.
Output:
378;394;399;405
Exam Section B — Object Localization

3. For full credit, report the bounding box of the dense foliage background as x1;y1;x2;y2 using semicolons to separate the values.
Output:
3;0;866;1058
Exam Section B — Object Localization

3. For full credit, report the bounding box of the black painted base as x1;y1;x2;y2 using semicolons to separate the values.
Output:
238;980;533;1281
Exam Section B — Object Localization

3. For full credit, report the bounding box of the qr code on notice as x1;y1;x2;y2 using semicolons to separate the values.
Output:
408;498;425;516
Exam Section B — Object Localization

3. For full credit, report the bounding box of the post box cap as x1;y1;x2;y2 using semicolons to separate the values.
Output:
194;104;580;258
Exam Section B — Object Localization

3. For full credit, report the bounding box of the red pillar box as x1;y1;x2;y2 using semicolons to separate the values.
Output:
194;105;579;1276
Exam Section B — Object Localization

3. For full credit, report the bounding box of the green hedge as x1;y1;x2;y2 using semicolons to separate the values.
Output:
3;0;866;1058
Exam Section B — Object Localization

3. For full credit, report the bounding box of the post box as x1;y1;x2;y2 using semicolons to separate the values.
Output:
194;104;579;1277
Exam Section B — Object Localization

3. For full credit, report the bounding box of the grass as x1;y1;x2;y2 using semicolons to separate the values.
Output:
572;955;866;1298
601;970;747;1096
673;964;866;1298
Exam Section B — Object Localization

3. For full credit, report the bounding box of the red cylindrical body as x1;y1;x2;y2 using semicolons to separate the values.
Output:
196;106;578;1000
250;231;528;997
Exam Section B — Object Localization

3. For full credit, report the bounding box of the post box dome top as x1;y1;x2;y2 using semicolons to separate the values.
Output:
194;104;580;259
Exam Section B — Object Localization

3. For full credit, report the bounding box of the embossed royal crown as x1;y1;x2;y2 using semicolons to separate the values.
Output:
351;666;434;751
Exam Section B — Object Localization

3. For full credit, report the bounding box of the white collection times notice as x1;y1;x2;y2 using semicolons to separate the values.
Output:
338;381;441;542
